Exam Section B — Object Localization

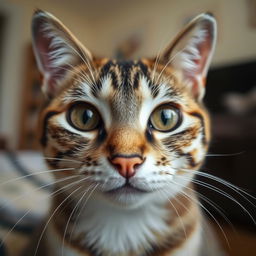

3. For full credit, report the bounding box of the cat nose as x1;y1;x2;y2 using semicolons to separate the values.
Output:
110;155;143;178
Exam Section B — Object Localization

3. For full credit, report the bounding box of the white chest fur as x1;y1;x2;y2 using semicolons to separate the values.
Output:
72;199;170;255
46;198;172;256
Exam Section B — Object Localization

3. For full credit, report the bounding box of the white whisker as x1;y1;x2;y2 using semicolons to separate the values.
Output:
0;176;89;250
206;152;245;157
43;157;82;164
177;174;256;225
64;184;99;252
61;184;94;254
0;168;75;187
0;175;79;212
165;176;234;230
173;167;256;206
33;184;83;256
155;44;188;85
68;41;97;85
150;184;187;239
168;180;230;247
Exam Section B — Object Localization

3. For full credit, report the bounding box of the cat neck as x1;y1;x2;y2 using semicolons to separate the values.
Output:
51;185;200;256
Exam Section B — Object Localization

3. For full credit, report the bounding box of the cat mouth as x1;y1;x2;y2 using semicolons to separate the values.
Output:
105;183;148;195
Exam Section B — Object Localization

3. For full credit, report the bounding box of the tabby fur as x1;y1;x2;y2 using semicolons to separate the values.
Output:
27;10;224;256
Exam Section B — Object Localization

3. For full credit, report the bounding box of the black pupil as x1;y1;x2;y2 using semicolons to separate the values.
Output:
161;109;172;125
82;109;93;124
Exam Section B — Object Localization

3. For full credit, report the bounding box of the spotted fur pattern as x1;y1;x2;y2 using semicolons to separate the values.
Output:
29;10;222;256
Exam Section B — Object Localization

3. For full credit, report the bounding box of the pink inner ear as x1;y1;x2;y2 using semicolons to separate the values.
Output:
32;12;93;97
185;29;213;99
198;31;212;75
160;14;216;100
35;29;68;96
36;35;51;73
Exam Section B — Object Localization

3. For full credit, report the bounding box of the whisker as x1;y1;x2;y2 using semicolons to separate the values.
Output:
210;170;254;204
155;44;189;85
206;152;245;157
172;167;256;205
176;174;256;225
64;184;99;252
0;176;89;250
169;180;230;247
68;41;97;85
152;48;163;84
195;191;234;230
33;184;83;256
199;168;256;202
0;175;79;212
0;167;75;187
65;62;94;84
61;185;92;255
151;30;176;84
151;185;187;239
51;66;92;86
43;157;82;164
60;42;96;85
165;176;234;230
165;186;230;248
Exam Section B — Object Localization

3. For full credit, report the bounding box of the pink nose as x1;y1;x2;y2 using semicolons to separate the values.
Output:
110;156;143;178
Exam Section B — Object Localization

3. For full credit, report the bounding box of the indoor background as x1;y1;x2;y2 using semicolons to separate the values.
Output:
0;0;255;255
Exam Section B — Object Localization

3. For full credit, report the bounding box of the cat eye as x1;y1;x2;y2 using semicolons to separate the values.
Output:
67;102;101;131
149;105;181;132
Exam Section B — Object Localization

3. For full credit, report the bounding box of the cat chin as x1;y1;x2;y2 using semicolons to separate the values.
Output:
90;189;153;209
93;187;175;210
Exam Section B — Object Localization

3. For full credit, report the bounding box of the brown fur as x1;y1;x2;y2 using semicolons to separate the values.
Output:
28;10;221;256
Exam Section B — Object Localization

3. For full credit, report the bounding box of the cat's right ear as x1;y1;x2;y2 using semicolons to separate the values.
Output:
31;10;93;98
157;13;217;101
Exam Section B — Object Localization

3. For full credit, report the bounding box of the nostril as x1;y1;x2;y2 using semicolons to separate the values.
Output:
113;163;122;172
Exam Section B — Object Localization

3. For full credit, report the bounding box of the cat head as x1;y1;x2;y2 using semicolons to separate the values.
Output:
32;10;216;208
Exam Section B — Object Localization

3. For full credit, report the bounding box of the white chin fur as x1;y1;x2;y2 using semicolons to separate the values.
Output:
73;195;170;254
95;189;157;209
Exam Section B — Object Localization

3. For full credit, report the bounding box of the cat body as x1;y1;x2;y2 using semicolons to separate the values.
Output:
27;10;223;256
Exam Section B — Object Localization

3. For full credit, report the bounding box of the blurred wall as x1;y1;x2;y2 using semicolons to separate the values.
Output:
0;0;256;148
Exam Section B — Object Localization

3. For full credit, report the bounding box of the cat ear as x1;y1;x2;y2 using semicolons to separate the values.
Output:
31;10;93;97
160;13;217;101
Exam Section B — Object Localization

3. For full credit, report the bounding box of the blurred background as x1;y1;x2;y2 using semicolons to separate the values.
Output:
0;0;255;255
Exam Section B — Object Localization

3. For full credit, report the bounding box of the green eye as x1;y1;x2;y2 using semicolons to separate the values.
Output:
150;105;181;132
67;103;100;131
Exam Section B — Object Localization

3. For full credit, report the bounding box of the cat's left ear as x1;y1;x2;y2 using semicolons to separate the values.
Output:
159;13;217;101
31;10;93;98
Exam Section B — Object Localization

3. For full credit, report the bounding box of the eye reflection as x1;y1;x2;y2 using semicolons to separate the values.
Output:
67;102;101;131
150;105;181;132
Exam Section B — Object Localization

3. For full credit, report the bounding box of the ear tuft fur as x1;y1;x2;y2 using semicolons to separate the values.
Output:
160;13;217;100
31;10;92;97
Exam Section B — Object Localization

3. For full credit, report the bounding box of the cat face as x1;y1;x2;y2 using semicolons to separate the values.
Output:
32;10;216;208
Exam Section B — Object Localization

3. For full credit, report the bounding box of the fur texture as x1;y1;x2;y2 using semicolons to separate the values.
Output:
29;10;222;256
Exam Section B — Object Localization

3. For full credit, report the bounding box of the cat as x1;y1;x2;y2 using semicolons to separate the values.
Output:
26;9;225;256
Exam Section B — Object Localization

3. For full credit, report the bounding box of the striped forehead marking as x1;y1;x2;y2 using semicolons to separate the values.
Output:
99;60;150;90
63;59;181;105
